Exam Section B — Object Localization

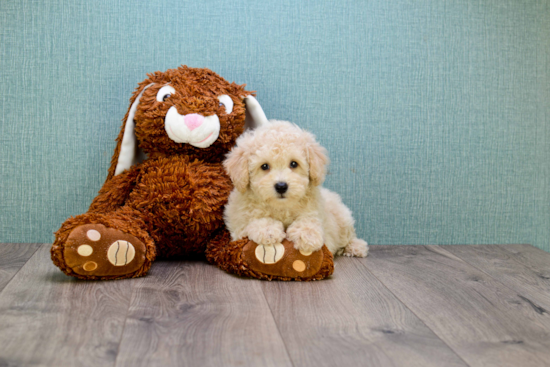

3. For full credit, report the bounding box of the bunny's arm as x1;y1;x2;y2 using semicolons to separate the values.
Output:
88;166;141;214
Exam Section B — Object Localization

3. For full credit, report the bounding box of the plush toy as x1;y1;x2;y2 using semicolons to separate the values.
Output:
51;66;334;281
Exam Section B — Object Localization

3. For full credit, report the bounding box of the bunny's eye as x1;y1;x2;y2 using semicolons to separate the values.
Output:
217;95;234;114
156;85;176;102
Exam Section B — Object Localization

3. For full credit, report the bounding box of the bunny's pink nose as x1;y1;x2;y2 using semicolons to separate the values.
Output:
184;114;204;131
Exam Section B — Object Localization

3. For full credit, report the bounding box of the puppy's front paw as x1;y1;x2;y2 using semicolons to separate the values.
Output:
286;224;324;253
246;219;286;247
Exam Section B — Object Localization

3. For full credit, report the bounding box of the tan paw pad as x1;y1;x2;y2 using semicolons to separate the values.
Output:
77;245;93;256
255;243;285;264
83;261;98;271
299;249;313;256
292;260;306;272
87;229;101;241
107;241;136;266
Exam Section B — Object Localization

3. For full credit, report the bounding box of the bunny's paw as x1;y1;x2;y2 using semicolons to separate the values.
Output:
59;224;150;279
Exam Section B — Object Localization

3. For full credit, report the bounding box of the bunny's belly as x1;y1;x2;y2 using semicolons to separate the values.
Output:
127;156;233;257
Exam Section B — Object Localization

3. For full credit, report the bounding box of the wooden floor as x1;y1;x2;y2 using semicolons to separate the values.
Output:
0;244;549;367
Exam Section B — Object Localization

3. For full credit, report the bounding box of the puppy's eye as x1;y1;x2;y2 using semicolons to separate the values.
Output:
156;85;176;102
290;161;298;168
217;95;234;114
261;164;269;171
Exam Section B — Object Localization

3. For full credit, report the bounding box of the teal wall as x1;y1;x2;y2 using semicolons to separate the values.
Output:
1;1;549;251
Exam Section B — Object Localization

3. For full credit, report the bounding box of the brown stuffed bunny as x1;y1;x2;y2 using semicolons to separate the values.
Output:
51;66;334;281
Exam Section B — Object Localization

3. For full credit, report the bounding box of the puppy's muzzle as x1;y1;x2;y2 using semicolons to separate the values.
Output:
274;182;288;194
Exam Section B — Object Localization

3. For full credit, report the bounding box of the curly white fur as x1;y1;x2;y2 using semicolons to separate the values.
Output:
223;120;368;258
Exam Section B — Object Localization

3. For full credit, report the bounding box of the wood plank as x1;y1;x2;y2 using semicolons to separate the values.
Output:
0;243;40;292
0;244;135;367
115;261;293;367
365;245;550;367
498;244;550;276
445;245;550;310
261;257;468;367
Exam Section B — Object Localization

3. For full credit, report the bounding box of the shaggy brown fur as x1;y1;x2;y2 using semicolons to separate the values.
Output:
50;66;334;281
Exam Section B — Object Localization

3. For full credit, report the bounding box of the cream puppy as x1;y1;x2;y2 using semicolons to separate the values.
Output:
223;120;368;257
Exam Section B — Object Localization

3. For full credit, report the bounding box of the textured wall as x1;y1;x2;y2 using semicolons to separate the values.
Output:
1;0;549;251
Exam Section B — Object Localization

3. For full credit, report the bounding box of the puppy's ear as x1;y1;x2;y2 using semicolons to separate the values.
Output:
307;140;329;186
224;145;249;193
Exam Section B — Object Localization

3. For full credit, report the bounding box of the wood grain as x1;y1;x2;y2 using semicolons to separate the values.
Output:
498;244;550;276
0;243;40;292
261;257;468;367
0;244;135;367
365;245;550;367
1;244;550;367
446;245;550;310
114;260;293;367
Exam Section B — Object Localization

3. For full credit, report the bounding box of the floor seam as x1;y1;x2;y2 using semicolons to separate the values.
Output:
112;277;140;367
357;247;473;367
0;243;42;297
259;284;297;367
498;244;550;274
443;245;550;310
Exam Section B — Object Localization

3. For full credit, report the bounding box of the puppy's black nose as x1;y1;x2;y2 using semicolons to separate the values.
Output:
274;182;288;194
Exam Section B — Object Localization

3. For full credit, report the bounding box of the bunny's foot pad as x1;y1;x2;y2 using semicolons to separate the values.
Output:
206;231;334;281
243;239;331;279
61;224;148;279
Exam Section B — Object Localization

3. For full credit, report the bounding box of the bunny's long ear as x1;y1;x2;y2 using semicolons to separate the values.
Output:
105;83;154;181
243;95;268;130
